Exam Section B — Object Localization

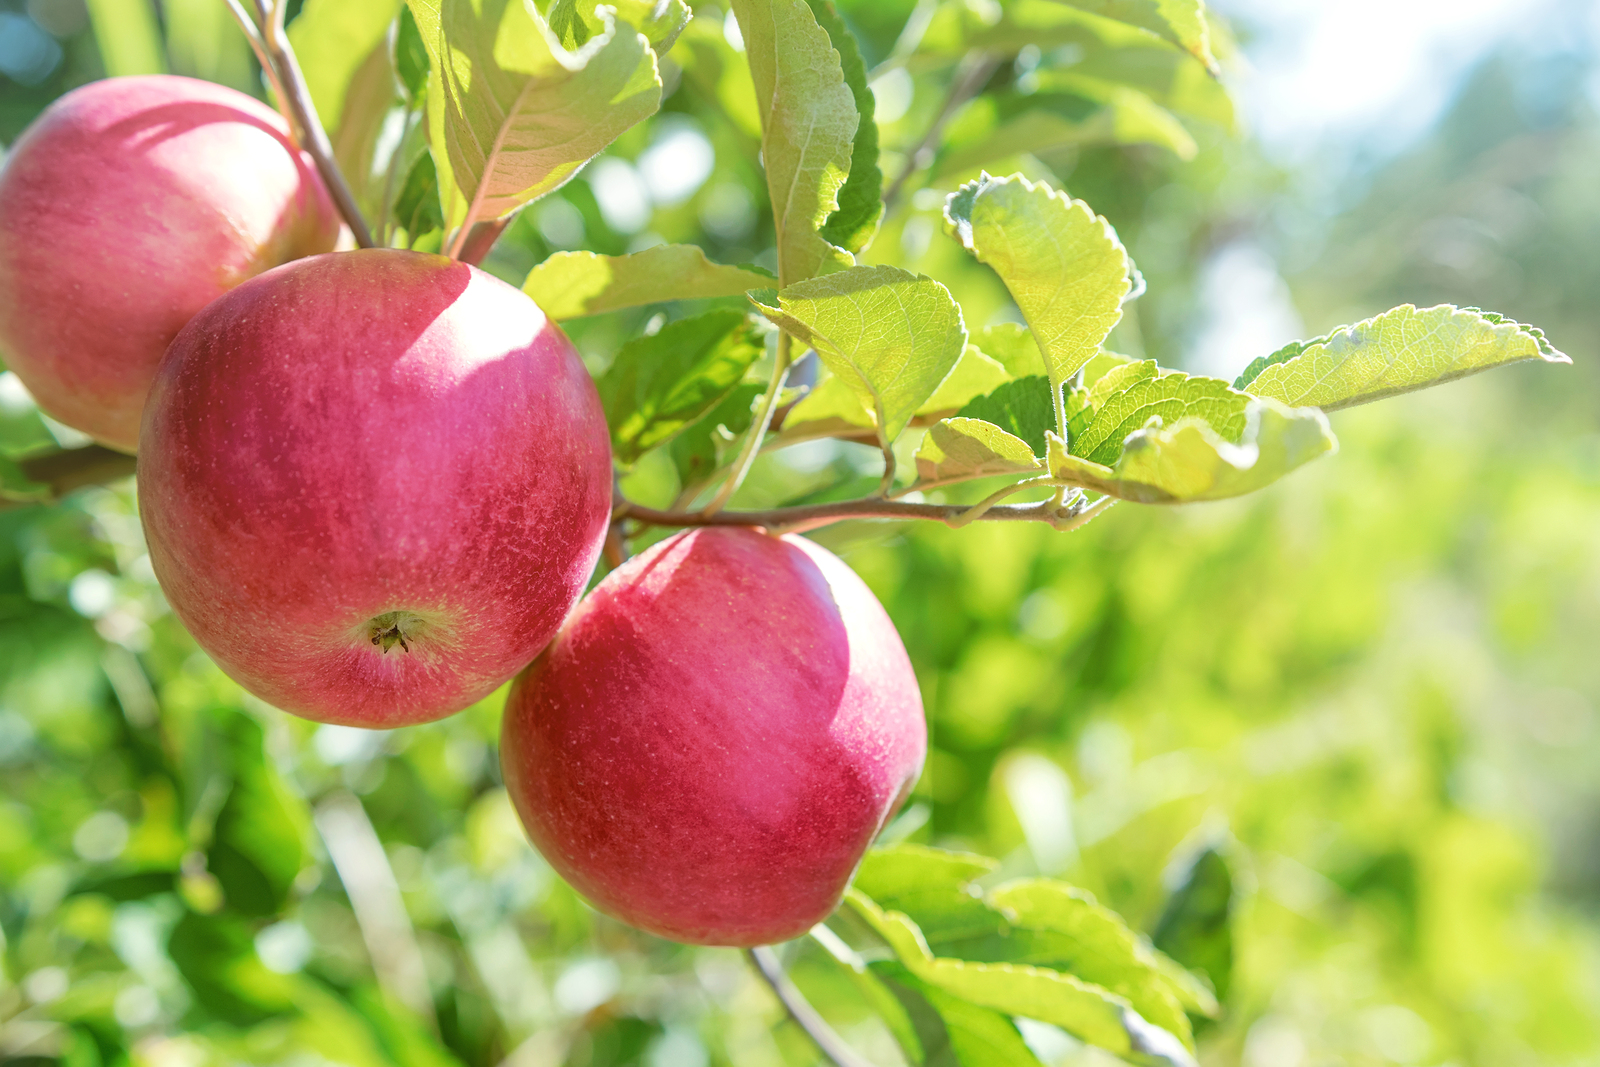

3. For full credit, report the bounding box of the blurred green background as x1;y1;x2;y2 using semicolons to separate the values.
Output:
2;1;1599;1065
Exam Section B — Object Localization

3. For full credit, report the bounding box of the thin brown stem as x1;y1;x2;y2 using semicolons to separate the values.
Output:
881;52;1001;218
259;0;376;248
222;0;295;133
746;947;877;1067
618;484;1108;536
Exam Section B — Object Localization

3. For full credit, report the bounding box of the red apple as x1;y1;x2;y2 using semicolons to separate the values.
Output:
0;74;339;452
138;249;612;727
501;526;927;946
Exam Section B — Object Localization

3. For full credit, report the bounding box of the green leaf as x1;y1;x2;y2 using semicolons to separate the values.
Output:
1046;397;1335;504
167;911;299;1026
1068;362;1247;467
945;174;1134;436
408;0;662;241
854;845;1006;945
989;879;1196;1048
750;265;968;443
976;324;1047;378
393;153;445;246
523;246;775;320
599;312;765;464
923;346;1012;414
1049;0;1217;73
670;383;762;488
289;0;405;136
956;377;1055;456
939;78;1196;176
730;0;858;285
1152;846;1234;1003
84;0;166;76
332;41;402;205
546;0;690;51
782;373;874;437
1234;304;1571;412
846;892;1196;1067
206;715;310;919
808;0;883;255
165;0;254;90
876;964;1047;1066
395;5;431;103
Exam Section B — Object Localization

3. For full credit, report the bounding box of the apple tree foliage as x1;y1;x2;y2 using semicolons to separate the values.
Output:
0;0;1591;1066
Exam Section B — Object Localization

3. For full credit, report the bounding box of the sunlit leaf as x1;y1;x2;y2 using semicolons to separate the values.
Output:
408;0;662;243
782;372;874;437
750;265;967;443
599;311;765;464
1068;362;1246;467
545;0;690;51
524;246;774;320
945;174;1134;435
876;964;1048;1066
940;77;1196;176
1235;304;1571;412
730;0;858;284
1046;397;1335;503
846;891;1196;1067
1048;0;1217;73
923;346;1012;414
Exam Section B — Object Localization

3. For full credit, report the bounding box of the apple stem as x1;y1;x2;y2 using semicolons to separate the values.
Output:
239;0;377;249
746;947;878;1067
614;485;1114;537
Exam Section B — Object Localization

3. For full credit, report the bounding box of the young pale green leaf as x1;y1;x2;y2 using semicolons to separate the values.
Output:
599;311;764;464
957;377;1056;456
1069;363;1248;467
989;880;1197;1047
1234;304;1570;412
807;0;883;255
1050;0;1217;73
977;323;1047;378
1152;846;1234;1002
331;42;401;205
523;246;775;320
546;0;690;51
670;383;762;488
845;892;1196;1067
409;0;661;244
854;845;1009;946
749;265;968;443
1046;397;1335;504
916;419;1042;486
945;174;1134;435
923;346;1012;413
289;0;404;136
874;964;1048;1066
730;0;857;284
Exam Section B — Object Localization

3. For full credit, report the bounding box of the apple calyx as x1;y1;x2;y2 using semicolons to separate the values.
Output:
367;610;426;654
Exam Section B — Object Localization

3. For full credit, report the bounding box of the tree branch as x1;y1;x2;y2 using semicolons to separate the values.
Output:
617;485;1112;536
0;445;136;512
257;0;376;248
746;947;877;1067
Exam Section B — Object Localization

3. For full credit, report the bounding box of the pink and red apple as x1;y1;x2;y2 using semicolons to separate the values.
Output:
137;248;612;727
0;74;339;451
501;526;927;946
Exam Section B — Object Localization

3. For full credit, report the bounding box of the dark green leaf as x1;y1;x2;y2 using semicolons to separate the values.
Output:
393;153;444;246
956;377;1055;456
1152;846;1234;1002
808;0;883;254
669;383;762;489
599;311;765;464
395;5;430;103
